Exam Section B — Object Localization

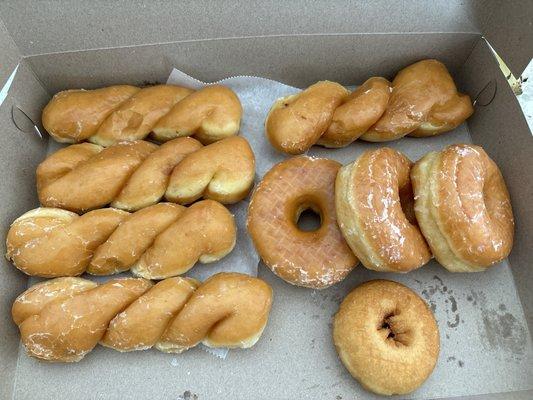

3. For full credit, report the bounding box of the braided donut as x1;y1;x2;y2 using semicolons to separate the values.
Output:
266;59;473;154
36;136;255;213
335;148;431;272
42;84;242;146
12;272;272;362
6;201;236;278
333;280;439;395
247;156;357;289
411;144;514;272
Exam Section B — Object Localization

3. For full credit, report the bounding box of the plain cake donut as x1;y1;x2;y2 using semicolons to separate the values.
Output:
411;144;514;272
247;156;358;289
333;279;440;396
335;147;431;272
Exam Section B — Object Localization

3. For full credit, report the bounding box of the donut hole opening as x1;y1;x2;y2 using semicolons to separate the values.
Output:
294;203;322;232
378;311;412;347
399;183;417;225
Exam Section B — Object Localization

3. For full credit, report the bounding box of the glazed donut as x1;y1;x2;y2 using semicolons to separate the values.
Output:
336;148;431;272
37;136;255;213
411;144;514;272
6;201;236;278
247;156;358;289
333;280;439;396
265;59;473;154
42;84;242;146
12;273;272;362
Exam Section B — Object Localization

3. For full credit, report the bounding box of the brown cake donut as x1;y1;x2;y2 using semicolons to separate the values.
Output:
333;280;440;396
247;156;358;289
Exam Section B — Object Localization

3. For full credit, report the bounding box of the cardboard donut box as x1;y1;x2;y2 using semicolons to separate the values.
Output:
0;1;532;399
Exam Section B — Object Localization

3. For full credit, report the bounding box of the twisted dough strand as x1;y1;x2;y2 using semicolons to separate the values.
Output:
12;273;273;362
266;59;473;154
42;84;242;146
6;201;236;278
37;136;255;213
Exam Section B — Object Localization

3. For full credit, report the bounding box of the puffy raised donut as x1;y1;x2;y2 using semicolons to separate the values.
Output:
37;136;255;213
411;144;514;272
12;273;272;362
6;201;236;278
265;59;473;154
333;280;439;396
247;156;358;289
335;148;431;272
42;84;242;146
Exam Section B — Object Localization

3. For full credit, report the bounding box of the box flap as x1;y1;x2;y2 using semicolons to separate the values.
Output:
0;18;20;87
478;0;533;75
0;0;480;55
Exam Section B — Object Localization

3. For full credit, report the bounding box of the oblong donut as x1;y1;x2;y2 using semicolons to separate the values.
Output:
333;279;439;396
411;144;514;272
247;156;357;289
336;148;431;272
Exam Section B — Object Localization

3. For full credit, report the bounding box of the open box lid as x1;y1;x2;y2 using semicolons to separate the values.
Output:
0;0;531;81
0;2;532;400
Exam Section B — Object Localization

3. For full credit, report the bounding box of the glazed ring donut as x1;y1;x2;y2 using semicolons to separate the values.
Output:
247;157;358;289
333;280;439;396
335;147;431;272
411;144;514;272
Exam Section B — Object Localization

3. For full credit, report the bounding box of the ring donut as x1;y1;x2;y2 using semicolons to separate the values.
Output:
247;156;357;289
333;280;439;396
336;148;431;272
411;144;514;272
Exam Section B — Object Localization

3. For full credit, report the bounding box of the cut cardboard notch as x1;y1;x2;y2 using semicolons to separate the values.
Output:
11;105;42;138
473;79;497;107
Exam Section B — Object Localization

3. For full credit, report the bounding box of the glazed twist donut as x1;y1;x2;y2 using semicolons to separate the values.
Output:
6;201;236;279
266;59;473;154
37;136;255;213
335;147;431;272
42;84;242;146
12;273;273;362
333;280;439;395
411;144;514;272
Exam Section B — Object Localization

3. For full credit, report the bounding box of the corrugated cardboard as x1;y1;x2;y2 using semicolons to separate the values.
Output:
0;1;532;399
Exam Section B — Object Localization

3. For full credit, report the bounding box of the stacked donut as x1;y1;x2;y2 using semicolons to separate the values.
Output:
6;83;275;363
